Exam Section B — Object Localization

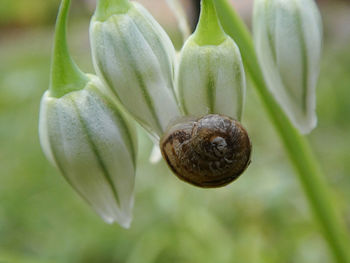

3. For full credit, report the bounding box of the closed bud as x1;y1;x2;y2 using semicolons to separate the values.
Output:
176;0;246;120
90;0;181;139
39;0;137;228
253;0;322;133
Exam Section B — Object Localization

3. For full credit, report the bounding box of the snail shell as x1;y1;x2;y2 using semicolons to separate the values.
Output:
160;114;251;188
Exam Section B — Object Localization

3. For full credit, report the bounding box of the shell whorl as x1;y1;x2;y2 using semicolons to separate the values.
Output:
160;114;251;188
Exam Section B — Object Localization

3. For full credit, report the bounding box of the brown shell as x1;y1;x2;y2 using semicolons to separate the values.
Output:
160;114;252;188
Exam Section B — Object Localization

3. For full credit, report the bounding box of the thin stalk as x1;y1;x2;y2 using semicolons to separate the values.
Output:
193;0;226;45
50;0;87;98
214;0;350;262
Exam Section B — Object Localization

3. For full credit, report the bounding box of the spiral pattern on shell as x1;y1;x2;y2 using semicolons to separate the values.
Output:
160;114;251;188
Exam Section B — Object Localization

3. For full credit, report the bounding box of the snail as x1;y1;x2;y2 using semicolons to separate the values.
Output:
160;114;252;188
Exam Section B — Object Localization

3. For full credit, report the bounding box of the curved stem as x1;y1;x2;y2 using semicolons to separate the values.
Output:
214;0;350;262
193;0;226;45
50;0;87;98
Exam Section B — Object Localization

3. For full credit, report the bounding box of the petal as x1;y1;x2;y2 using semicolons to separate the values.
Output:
253;0;322;133
39;77;137;228
90;2;181;138
177;36;246;120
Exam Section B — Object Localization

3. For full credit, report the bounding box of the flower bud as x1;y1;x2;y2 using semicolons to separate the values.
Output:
253;0;322;133
39;0;137;228
39;79;137;228
90;0;181;138
176;0;246;120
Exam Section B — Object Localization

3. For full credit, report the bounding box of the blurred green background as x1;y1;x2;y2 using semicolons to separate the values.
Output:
0;0;349;262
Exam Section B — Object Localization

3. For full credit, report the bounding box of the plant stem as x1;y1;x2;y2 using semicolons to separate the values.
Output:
214;0;350;262
193;0;226;45
50;0;87;98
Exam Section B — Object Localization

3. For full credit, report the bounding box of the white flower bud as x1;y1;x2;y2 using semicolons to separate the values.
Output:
253;0;322;133
90;0;181;138
177;36;245;120
176;0;246;120
39;76;137;228
39;0;137;228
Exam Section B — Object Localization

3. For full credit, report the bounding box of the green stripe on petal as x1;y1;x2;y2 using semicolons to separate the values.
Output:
90;2;181;138
177;36;246;121
253;0;322;133
71;98;121;206
40;86;137;228
112;17;163;133
294;0;309;113
206;71;215;114
92;85;137;167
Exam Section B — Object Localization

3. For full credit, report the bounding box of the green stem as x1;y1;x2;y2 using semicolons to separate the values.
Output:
50;0;88;98
193;0;226;45
94;0;131;21
214;0;350;262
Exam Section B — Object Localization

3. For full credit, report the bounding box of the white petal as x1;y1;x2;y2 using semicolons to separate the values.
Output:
39;76;137;228
149;144;162;164
176;36;245;120
90;2;181;138
253;0;322;133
